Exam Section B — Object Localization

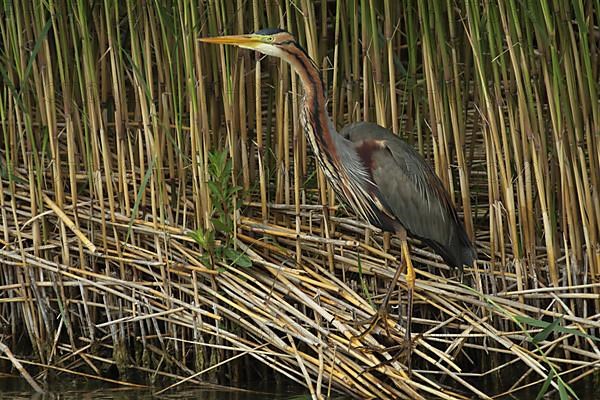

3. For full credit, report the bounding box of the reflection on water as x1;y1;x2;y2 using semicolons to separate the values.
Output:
1;374;598;399
0;378;312;400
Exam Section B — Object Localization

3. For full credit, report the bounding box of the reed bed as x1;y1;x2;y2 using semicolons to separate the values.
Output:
1;1;599;398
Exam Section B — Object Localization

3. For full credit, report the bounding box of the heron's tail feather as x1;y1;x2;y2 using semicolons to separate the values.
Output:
424;234;476;271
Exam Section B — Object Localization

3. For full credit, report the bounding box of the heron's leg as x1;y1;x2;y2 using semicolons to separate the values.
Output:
399;233;415;372
352;229;415;372
352;228;409;340
352;259;404;340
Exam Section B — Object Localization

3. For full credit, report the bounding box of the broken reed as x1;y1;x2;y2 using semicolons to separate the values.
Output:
1;0;599;398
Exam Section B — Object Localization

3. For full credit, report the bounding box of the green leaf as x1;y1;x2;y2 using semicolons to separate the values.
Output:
204;230;215;249
557;380;568;400
209;150;227;178
532;318;560;344
513;315;549;327
234;253;252;268
534;369;554;400
564;380;581;400
224;158;233;176
223;247;237;261
207;181;223;199
357;253;374;308
228;185;243;199
187;229;205;247
23;18;53;85
199;254;211;266
514;315;600;342
211;218;227;232
126;155;157;242
224;248;252;268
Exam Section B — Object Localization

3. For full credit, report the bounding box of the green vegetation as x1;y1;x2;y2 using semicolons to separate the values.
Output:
188;150;250;269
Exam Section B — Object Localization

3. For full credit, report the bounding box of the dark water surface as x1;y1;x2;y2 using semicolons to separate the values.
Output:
1;374;598;399
0;378;313;400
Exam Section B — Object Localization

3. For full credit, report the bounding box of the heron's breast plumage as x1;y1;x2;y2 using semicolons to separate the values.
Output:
299;102;382;224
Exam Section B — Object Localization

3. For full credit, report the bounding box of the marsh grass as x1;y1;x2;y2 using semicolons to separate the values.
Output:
1;1;599;399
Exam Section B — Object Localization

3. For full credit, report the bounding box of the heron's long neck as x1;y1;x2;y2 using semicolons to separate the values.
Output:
285;47;342;164
285;46;378;223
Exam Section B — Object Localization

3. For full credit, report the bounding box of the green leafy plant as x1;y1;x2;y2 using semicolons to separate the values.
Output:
188;150;251;269
465;285;590;400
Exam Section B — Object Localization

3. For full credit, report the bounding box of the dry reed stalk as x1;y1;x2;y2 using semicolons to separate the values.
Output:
2;186;600;397
0;341;44;393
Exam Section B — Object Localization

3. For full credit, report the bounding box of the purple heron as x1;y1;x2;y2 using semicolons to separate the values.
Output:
200;28;476;364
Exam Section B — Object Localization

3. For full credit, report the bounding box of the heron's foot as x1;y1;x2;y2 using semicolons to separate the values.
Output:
351;305;394;343
358;339;415;376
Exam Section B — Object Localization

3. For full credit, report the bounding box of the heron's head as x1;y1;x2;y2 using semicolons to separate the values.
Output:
199;28;298;60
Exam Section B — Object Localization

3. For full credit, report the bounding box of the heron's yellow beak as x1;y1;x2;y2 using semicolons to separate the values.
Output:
199;34;262;49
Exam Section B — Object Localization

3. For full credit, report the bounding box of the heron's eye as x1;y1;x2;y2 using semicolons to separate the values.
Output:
267;36;275;42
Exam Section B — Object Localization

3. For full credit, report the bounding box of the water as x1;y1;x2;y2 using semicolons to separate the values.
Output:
0;378;313;400
1;374;597;399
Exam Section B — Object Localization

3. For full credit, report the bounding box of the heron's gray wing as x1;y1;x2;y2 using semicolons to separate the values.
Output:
342;122;462;251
